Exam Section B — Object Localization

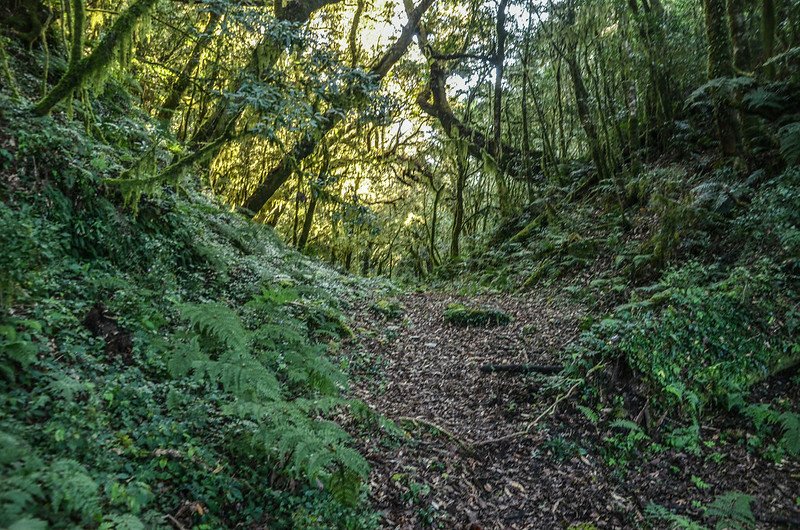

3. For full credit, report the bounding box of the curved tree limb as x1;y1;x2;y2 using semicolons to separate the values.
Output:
240;0;436;216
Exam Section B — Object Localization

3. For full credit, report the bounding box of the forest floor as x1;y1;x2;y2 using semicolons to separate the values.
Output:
344;291;800;529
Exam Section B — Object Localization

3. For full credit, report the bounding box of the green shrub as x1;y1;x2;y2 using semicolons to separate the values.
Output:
0;95;377;528
578;260;799;418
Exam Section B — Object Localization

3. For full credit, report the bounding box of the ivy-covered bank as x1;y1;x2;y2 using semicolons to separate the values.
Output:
0;98;387;529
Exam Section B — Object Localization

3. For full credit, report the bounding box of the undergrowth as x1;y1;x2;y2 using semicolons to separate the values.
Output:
0;96;382;528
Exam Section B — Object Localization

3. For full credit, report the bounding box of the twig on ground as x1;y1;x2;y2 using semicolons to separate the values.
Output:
397;415;474;450
479;363;563;375
165;514;187;530
474;363;605;447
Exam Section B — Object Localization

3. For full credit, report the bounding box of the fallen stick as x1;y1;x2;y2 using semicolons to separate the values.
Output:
474;362;606;447
479;364;563;375
397;416;473;450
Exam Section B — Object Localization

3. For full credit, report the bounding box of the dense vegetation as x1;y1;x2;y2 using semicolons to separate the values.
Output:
1;0;799;526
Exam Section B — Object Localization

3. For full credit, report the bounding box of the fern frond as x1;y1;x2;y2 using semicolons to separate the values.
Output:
645;502;707;529
166;336;207;378
610;419;643;432
706;491;755;530
779;411;800;457
45;460;101;520
99;514;146;530
179;302;248;354
778;122;800;166
742;88;784;112
201;352;282;401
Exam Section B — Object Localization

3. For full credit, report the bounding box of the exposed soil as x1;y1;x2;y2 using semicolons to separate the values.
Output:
344;292;800;529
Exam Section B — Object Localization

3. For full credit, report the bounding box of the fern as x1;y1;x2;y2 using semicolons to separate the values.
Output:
200;353;282;401
170;292;369;513
706;491;755;530
179;302;248;354
778;411;800;457
743;404;800;457
165;336;207;378
7;518;48;530
231;399;369;506
742;87;785;112
576;405;599;424
644;503;707;530
778;122;800;166
99;514;146;530
46;459;102;520
0;321;39;380
610;419;643;432
686;76;755;108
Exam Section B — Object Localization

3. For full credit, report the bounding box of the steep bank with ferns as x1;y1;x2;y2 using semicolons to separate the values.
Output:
0;94;388;528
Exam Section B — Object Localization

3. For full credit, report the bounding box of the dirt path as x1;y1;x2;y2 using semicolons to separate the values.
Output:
344;292;800;529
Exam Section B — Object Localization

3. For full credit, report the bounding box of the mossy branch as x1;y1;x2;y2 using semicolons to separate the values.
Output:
32;0;157;116
0;37;21;100
68;0;85;69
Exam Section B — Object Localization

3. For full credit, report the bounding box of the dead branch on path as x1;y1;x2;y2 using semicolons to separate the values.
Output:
474;363;606;447
397;416;474;450
479;363;563;375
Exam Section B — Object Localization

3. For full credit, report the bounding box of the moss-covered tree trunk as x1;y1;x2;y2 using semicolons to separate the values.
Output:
702;0;741;156
492;0;511;217
626;0;674;148
761;0;776;77
33;0;158;116
157;10;222;128
67;0;84;69
450;154;466;258
565;55;609;184
727;0;752;70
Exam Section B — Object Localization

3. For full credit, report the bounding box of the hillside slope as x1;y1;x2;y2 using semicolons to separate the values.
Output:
0;96;386;528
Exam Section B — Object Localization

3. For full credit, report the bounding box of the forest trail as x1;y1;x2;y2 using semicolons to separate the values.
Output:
345;292;800;529
346;292;632;529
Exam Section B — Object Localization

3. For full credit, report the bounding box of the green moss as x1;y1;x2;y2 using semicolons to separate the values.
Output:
371;298;404;319
33;0;158;115
443;303;511;327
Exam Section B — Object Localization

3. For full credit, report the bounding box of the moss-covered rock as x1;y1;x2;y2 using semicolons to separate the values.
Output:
371;298;405;320
443;303;511;327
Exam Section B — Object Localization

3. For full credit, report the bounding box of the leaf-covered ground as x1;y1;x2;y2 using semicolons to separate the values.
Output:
344;292;800;529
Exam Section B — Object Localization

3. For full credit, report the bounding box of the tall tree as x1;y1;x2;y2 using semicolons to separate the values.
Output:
492;0;511;216
240;0;436;217
702;0;740;156
157;9;223;128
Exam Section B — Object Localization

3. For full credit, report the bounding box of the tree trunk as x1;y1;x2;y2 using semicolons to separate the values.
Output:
68;0;84;68
298;149;329;250
565;55;607;182
492;0;511;216
429;182;443;267
702;0;741;156
450;154;466;258
157;10;222;128
727;0;752;70
298;190;318;250
761;0;776;77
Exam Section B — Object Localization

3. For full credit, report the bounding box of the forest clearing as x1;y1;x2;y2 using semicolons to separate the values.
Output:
1;0;799;527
